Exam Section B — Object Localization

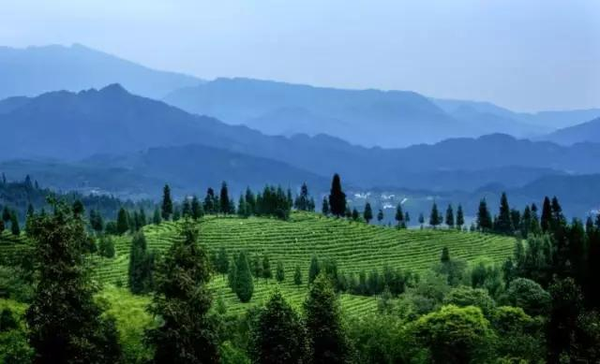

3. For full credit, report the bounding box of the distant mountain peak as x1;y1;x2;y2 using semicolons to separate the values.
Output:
99;83;130;96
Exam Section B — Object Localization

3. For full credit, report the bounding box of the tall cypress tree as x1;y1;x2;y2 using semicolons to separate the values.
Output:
250;291;308;364
304;274;349;364
191;196;203;220
477;198;493;232
308;256;320;284
146;222;220;363
328;174;346;217
153;207;162;225
161;184;173;221
429;202;441;228
456;204;465;229
363;202;373;224
377;209;384;224
116;207;129;235
321;198;330;216
395;203;405;227
445;204;455;228
26;203;122;363
234;251;254;303
495;192;514;235
10;211;20;236
276;261;285;282
541;196;552;233
220;182;230;215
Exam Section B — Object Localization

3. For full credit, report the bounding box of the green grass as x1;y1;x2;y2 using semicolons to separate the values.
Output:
0;212;516;316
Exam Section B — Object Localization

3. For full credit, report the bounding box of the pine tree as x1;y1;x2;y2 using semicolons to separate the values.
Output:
227;259;237;290
237;195;247;217
220;182;230;215
138;208;147;227
128;232;154;294
541;196;552;233
0;220;4;235
429;202;441;228
116;207;129;235
477;198;493;232
321;198;330;216
153;207;162;225
351;208;360;221
10;211;20;236
304;274;349;364
191;196;203;220
445;204;455;228
72;200;84;217
276;261;285;282
295;183;313;211
395;203;405;227
26;203;122;363
2;206;11;223
294;265;303;286
216;247;229;276
245;188;256;216
204;188;216;214
308;256;320;284
250;291;308;364
182;198;192;218
456;204;465;229
377;209;384;224
418;213;425;228
146;222;219;363
363;202;373;224
328;174;346;217
161;184;173;221
234;251;254;303
495;192;514;235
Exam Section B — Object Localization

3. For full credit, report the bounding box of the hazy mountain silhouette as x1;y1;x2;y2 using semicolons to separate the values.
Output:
543;117;600;145
0;44;202;99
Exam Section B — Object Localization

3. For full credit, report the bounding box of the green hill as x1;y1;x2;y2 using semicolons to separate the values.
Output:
88;212;516;315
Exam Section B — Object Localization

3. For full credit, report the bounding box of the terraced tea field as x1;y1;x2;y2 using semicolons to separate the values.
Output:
0;212;517;316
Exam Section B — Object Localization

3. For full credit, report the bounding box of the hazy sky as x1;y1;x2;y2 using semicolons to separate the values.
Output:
2;0;599;111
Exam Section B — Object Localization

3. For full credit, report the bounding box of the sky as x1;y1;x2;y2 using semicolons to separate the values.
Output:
1;0;599;111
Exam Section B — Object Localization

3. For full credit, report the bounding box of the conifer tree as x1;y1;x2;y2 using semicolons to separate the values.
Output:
191;196;203;220
294;265;303;286
26;203;122;363
0;220;4;235
308;256;320;284
321;198;330;216
250;291;308;364
418;213;425;228
98;235;116;258
276;261;285;282
304;274;349;364
328;174;346;217
495;192;514;235
245;187;256;215
72;200;84;217
477;198;493;232
352;208;360;221
153;207;162;225
138;208;147;227
216;247;229;276
182;198;192;218
363;202;373;224
227;259;237;291
456;204;465;229
262;255;272;281
429;202;441;228
377;209;384;224
237;195;247;217
116;207;129;235
395;203;405;227
128;232;154;294
10;211;20;236
234;251;254;303
220;182;230;215
146;222;219;363
161;184;173;221
541;196;552;233
2;206;11;223
204;188;216;214
445;204;455;228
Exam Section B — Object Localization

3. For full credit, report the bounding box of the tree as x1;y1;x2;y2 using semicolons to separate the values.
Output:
10;211;19;236
308;256;320;284
456;204;465;229
204;188;216;214
445;204;455;228
116;207;129;235
295;183;314;211
477;198;493;232
0;220;4;234
90;209;104;233
250;291;308;364
26;203;122;363
234;251;254;303
262;255;272;281
418;213;425;228
395;203;405;227
377;209;384;224
191;196;204;219
328;174;347;217
495;192;514;235
505;278;551;317
276;261;285;282
363;202;373;224
304;274;349;364
443;286;495;317
181;198;192;218
413;305;494;364
321;197;330;216
2;206;11;223
294;265;302;286
146;221;220;363
161;184;173;221
220;181;230;214
98;235;116;258
128;232;154;294
153;207;162;225
72;200;84;217
215;247;229;276
429;202;441;228
541;196;552;232
547;277;585;363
